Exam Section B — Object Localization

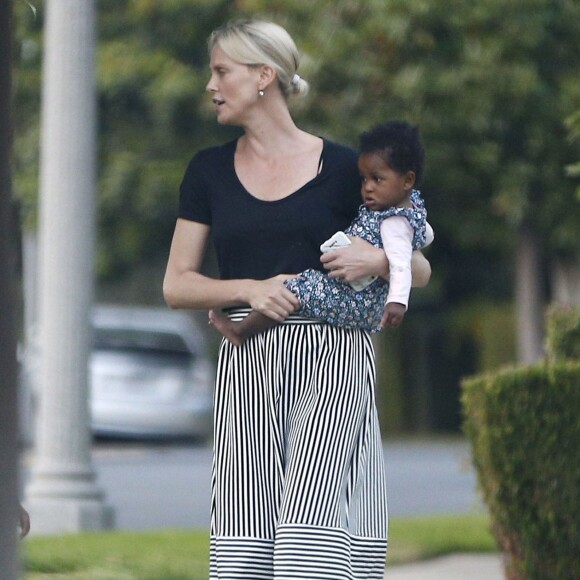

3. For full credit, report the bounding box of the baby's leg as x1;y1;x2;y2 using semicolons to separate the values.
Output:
209;310;278;346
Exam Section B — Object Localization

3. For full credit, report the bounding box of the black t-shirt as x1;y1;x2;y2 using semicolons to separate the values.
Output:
179;138;361;280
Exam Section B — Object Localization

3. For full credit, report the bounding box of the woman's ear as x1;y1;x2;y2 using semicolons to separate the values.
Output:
259;64;277;91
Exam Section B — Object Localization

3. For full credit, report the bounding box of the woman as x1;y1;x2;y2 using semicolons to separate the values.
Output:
163;19;430;579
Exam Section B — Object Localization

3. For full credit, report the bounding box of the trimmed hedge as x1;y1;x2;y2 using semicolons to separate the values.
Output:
462;307;580;580
546;305;580;361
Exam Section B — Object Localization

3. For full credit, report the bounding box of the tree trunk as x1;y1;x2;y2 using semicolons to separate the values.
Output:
514;224;545;363
0;0;21;574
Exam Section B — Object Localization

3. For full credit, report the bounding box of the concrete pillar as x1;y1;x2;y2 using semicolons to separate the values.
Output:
25;0;114;533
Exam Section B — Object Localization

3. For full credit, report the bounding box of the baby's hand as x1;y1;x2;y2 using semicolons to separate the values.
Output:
381;302;406;328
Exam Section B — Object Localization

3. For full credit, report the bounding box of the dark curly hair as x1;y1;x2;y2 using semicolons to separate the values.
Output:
359;120;425;186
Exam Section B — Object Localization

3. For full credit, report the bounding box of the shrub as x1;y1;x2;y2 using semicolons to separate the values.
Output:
545;305;580;361
462;308;580;580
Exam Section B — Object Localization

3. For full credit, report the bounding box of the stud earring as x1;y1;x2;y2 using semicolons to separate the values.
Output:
258;89;265;97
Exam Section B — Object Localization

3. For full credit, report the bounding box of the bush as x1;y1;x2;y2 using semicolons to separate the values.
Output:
462;308;580;580
545;305;580;361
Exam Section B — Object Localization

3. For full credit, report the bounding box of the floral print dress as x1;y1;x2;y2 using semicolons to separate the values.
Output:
285;190;427;332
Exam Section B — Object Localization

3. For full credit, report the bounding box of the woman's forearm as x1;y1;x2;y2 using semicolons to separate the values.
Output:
164;266;299;321
163;269;252;310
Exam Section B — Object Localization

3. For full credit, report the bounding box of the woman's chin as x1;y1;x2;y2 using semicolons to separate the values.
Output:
216;114;236;126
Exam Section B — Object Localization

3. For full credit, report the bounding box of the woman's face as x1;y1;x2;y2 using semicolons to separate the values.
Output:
206;44;262;126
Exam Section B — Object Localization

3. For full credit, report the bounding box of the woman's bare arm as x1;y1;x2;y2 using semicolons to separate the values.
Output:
163;219;299;320
410;250;431;287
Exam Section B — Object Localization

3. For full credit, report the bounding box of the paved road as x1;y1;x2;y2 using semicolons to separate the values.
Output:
87;437;484;530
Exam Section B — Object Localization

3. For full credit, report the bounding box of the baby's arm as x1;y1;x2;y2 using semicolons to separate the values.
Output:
380;217;414;327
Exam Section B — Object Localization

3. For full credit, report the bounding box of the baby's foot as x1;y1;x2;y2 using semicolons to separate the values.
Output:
208;310;244;346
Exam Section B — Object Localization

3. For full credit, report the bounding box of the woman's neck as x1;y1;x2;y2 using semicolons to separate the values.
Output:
238;102;311;161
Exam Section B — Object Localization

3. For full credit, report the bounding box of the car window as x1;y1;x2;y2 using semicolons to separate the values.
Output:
94;328;193;358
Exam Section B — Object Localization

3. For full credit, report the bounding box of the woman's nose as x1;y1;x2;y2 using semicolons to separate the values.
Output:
206;75;216;93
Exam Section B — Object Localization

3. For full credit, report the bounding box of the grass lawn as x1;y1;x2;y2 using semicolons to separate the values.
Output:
23;514;497;579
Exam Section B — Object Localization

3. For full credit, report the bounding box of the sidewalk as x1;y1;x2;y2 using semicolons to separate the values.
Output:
385;553;504;579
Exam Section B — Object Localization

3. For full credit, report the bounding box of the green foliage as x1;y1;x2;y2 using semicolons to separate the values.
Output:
95;0;239;280
451;301;516;372
565;108;580;205
545;305;580;361
23;515;496;577
462;311;580;580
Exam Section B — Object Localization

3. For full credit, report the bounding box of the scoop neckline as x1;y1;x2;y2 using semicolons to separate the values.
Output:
230;137;327;205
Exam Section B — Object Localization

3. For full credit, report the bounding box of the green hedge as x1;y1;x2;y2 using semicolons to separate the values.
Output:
462;307;580;580
546;305;580;361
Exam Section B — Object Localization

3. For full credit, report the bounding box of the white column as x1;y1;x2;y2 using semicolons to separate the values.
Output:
25;0;114;533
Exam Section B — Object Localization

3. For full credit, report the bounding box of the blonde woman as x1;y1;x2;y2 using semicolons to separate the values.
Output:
164;19;431;579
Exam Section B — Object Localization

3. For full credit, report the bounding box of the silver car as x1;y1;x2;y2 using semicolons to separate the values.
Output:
90;305;214;440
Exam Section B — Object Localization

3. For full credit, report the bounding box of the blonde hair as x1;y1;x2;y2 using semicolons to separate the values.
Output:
208;19;309;99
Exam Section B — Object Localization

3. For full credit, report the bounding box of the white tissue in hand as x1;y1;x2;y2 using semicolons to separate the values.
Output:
320;231;377;291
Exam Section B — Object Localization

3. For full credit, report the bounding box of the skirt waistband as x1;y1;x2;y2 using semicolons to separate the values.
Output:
223;307;323;325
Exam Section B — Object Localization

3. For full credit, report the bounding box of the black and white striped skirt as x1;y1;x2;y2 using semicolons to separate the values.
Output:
209;311;388;579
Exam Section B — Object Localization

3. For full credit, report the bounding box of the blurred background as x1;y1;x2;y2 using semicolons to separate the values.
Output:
11;0;580;441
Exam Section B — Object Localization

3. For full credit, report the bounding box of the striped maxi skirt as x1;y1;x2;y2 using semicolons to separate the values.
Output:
210;311;388;579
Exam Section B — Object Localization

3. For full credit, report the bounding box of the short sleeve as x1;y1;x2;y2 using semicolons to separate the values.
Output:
178;154;211;225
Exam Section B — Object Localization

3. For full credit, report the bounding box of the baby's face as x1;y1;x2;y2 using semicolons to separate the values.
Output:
358;153;414;211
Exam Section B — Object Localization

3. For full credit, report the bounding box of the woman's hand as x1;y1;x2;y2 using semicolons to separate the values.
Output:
321;236;432;288
245;274;300;321
321;236;388;282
